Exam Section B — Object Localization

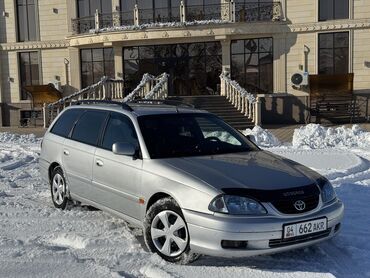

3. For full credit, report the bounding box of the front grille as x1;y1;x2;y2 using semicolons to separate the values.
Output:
269;228;332;248
271;194;319;214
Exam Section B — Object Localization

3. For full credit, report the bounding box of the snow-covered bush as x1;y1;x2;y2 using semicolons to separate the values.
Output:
292;124;370;149
243;126;281;148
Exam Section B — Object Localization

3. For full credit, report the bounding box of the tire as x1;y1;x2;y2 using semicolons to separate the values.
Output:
144;197;200;264
50;167;68;210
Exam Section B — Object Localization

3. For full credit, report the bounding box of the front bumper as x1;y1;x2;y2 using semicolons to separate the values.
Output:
183;199;344;257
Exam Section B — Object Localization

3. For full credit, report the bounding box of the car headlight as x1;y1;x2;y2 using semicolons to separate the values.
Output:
209;195;267;215
318;179;337;203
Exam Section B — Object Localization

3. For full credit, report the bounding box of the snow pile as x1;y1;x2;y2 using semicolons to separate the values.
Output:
0;132;40;145
292;124;370;149
243;126;281;148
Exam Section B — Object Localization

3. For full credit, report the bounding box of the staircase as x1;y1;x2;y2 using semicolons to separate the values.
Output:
167;95;254;130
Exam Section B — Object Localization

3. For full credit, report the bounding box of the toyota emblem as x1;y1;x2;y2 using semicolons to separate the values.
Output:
294;200;306;211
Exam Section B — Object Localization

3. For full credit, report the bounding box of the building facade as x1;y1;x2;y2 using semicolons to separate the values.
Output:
1;0;370;126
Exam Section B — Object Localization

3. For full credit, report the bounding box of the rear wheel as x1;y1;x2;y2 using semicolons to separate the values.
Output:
144;197;199;264
50;167;68;210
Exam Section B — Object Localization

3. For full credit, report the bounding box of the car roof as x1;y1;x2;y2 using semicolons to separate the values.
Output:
64;102;209;117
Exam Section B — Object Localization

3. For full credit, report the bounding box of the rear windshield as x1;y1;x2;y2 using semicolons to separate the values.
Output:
138;113;257;159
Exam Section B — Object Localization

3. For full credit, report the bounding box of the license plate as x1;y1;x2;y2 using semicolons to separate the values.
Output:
283;218;327;239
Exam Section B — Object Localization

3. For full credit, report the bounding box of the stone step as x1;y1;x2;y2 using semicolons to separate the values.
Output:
167;95;254;130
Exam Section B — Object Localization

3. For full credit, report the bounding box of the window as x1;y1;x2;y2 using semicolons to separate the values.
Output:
77;0;112;17
16;0;37;42
231;38;273;94
80;48;115;88
319;0;349;21
102;113;138;150
19;52;40;100
71;110;108;145
51;109;84;137
318;32;349;75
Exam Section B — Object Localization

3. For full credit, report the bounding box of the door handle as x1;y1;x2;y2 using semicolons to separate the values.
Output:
96;159;104;167
63;149;70;156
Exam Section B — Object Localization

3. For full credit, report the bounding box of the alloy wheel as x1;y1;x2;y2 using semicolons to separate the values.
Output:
52;173;65;206
150;210;188;257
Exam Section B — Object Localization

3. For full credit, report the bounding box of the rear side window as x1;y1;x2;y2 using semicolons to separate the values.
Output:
50;109;83;137
71;110;108;146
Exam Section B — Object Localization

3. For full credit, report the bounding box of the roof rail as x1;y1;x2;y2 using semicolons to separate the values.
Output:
71;100;133;112
129;99;195;109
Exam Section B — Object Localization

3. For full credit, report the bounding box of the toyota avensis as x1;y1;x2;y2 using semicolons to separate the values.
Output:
39;100;344;264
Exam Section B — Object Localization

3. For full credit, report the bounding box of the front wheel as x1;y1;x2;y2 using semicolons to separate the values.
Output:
143;197;199;264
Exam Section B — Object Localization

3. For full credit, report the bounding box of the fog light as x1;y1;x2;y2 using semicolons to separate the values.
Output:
334;223;341;233
221;240;248;249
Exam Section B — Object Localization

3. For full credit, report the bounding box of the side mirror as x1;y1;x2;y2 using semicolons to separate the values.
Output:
112;142;136;156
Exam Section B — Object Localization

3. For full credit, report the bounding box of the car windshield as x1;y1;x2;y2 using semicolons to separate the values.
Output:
138;113;258;159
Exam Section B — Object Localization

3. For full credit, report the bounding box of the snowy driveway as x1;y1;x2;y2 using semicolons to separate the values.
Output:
0;131;370;278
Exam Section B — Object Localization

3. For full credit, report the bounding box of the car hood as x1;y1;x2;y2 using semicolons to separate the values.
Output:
161;151;322;191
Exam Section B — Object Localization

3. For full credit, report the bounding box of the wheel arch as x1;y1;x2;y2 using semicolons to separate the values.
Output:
146;192;180;212
48;162;62;182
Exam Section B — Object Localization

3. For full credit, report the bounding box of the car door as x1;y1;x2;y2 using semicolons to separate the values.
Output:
62;109;108;201
92;112;143;220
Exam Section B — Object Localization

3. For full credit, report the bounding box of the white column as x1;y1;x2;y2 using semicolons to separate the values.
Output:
273;34;287;93
69;47;82;90
114;45;123;79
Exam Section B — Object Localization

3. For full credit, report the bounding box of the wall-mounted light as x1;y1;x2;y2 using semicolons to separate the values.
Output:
364;61;370;68
54;75;60;81
115;5;120;11
2;11;9;17
64;58;69;65
8;77;14;83
53;8;58;14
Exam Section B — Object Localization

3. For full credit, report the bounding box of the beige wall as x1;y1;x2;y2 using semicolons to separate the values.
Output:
38;0;70;41
353;29;370;92
41;48;69;85
0;51;20;104
354;0;370;19
0;0;17;43
286;0;317;24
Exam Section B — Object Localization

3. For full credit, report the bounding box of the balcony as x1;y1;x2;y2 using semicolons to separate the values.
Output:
71;1;283;35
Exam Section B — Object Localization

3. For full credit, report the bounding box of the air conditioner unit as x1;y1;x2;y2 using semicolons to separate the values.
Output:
291;72;309;86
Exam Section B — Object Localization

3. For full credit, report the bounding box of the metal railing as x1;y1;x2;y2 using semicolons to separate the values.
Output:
71;1;282;34
220;73;261;125
139;7;181;24
43;77;124;127
186;3;230;22
234;2;282;22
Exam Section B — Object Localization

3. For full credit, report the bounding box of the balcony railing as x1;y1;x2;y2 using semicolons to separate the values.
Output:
234;2;283;22
186;3;230;22
71;1;282;35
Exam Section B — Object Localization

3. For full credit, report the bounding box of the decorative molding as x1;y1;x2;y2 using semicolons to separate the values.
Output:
0;40;70;51
289;19;370;33
183;30;191;37
162;31;169;38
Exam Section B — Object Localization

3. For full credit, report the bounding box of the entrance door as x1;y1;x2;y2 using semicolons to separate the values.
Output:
123;42;222;96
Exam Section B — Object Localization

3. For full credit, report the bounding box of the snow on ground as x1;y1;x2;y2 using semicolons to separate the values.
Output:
1;126;370;277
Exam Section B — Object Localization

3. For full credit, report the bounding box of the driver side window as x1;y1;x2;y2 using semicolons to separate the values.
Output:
102;113;139;151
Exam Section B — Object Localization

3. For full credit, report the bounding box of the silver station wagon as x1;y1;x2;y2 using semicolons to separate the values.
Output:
39;100;344;264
